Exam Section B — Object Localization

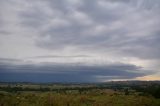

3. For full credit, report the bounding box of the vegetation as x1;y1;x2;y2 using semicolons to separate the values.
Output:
0;81;160;106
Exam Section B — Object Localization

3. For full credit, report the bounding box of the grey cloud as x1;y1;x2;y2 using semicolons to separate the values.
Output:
21;0;159;59
1;0;158;59
20;10;47;28
0;0;160;82
119;35;160;59
31;55;92;59
0;61;148;82
0;58;23;64
0;58;21;61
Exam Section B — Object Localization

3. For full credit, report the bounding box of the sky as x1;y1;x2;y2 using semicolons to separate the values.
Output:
0;0;160;82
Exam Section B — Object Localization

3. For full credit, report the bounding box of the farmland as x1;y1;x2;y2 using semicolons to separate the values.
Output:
0;81;160;106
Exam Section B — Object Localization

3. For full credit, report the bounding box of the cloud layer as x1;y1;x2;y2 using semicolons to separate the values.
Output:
0;0;160;82
0;58;147;82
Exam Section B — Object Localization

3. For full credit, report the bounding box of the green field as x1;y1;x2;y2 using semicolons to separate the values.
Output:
0;82;160;106
1;90;160;106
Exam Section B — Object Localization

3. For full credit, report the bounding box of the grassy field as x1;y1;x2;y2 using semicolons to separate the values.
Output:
0;82;160;106
0;89;160;106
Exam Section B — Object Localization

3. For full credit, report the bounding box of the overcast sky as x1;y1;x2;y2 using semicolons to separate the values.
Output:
0;0;160;82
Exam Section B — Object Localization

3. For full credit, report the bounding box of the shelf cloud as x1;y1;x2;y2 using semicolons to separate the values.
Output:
0;0;160;82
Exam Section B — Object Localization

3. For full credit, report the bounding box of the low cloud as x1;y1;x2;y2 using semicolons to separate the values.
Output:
0;58;149;82
0;0;160;82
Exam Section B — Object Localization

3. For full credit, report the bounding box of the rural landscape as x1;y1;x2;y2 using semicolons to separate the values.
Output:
1;0;160;106
0;81;160;106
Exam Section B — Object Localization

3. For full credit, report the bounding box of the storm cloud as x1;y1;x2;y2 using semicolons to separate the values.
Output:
0;0;160;82
0;58;147;82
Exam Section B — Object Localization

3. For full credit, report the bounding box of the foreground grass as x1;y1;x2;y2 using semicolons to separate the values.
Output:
0;91;160;106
